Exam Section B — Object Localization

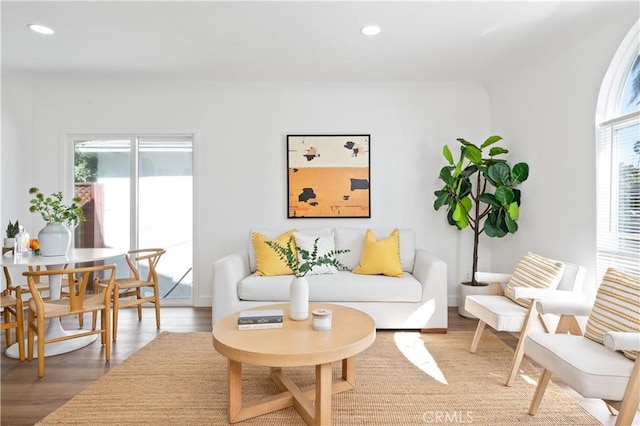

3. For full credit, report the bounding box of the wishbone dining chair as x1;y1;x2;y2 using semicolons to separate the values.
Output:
24;263;116;378
94;248;165;340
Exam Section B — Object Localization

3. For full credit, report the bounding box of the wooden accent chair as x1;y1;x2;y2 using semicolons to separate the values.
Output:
524;268;640;425
94;248;165;340
24;264;116;378
1;286;24;361
465;258;586;386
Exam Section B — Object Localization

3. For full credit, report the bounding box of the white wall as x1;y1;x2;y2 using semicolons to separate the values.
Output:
2;79;490;306
1;73;34;234
483;18;638;301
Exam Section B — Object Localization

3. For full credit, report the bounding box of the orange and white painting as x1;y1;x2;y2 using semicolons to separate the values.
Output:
287;135;370;218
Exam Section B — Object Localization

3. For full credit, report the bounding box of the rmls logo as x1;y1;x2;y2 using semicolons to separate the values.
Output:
422;411;474;424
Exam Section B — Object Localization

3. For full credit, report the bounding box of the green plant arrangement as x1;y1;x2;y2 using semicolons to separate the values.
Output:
265;236;350;278
434;135;529;285
5;220;20;238
28;187;86;228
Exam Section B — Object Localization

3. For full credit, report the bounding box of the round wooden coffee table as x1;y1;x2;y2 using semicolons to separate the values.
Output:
212;303;376;425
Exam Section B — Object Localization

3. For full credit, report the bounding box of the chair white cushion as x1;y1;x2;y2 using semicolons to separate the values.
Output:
465;295;530;332
525;333;633;401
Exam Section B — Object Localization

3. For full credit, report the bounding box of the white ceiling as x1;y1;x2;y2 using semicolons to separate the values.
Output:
2;1;638;82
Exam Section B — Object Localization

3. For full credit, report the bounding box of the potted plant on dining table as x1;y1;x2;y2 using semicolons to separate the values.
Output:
28;187;86;256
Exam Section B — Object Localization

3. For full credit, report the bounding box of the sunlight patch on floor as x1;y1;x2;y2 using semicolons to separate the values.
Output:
520;374;537;386
393;332;448;384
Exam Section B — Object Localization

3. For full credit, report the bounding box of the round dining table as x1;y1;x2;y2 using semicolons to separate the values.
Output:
1;247;125;359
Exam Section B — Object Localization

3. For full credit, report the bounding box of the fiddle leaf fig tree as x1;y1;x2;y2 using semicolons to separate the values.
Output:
434;136;529;285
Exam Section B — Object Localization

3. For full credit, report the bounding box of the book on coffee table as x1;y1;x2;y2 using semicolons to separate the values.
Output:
238;322;284;330
237;309;284;329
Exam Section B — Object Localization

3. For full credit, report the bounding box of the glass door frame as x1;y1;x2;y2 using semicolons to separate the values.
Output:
64;132;197;307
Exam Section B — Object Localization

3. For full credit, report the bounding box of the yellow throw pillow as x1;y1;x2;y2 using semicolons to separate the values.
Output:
504;251;565;308
585;268;640;361
252;230;297;276
353;229;403;277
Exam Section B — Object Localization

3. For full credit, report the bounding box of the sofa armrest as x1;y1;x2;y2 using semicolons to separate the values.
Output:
475;272;512;285
212;251;251;324
534;299;592;316
412;249;447;304
604;332;640;352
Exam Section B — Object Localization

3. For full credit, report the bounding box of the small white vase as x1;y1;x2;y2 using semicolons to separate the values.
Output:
289;277;309;320
38;222;72;257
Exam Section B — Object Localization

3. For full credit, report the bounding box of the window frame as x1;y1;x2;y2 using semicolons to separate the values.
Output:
595;21;640;281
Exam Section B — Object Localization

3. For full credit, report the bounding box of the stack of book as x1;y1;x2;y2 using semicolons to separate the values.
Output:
237;309;284;330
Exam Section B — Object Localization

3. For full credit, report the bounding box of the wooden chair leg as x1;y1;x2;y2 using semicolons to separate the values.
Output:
112;291;119;341
4;308;10;346
529;369;552;415
104;307;111;362
469;320;486;354
604;401;618;415
506;303;539;386
36;316;46;378
15;301;24;362
136;288;143;321
154;285;161;329
615;358;640;426
27;310;35;362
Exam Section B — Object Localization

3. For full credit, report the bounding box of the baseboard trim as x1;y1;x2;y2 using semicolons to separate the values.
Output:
420;328;448;334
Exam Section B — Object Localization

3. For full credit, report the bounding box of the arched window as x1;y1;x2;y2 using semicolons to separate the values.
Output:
596;21;640;280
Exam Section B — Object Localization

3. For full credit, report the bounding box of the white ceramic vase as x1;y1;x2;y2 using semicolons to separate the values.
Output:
289;276;309;320
38;222;72;257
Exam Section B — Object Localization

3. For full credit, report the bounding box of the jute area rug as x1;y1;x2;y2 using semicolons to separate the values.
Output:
37;330;600;425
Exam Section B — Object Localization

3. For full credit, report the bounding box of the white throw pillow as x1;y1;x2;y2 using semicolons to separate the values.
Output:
294;231;338;275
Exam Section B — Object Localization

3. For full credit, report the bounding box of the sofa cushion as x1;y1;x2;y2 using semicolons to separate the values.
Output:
293;230;338;275
585;268;640;361
505;252;564;308
252;230;297;276
353;229;403;277
334;227;415;272
238;271;422;303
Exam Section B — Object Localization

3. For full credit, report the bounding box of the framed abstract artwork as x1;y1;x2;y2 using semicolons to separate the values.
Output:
287;134;370;218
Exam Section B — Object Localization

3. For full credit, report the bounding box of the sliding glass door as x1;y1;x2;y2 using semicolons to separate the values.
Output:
72;135;193;303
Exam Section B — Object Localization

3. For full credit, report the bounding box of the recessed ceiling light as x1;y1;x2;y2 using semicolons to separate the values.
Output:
27;24;55;35
361;25;382;36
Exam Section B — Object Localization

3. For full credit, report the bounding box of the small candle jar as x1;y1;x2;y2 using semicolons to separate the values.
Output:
312;308;332;331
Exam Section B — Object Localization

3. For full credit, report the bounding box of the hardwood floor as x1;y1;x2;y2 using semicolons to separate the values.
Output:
0;307;632;425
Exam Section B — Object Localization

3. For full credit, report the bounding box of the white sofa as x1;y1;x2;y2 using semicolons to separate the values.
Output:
212;227;448;331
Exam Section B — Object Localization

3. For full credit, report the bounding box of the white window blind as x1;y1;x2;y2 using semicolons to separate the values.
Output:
596;112;640;281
